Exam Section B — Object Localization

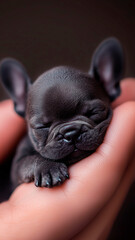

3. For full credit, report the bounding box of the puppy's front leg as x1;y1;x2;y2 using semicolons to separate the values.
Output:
11;136;69;189
34;157;69;188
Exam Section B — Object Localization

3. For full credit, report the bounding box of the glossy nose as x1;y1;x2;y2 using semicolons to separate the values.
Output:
61;124;81;141
64;129;80;140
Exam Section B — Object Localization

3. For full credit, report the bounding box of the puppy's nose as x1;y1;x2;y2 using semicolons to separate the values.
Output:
64;129;80;140
62;124;81;141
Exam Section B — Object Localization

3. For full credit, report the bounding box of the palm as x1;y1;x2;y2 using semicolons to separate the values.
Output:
0;79;135;240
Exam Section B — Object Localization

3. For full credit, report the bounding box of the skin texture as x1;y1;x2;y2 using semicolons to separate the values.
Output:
0;100;26;163
0;79;135;240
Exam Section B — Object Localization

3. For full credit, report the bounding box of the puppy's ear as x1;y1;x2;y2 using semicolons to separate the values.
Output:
0;58;31;117
89;38;124;101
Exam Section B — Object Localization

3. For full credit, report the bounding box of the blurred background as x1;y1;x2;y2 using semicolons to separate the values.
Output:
0;0;135;239
0;0;135;99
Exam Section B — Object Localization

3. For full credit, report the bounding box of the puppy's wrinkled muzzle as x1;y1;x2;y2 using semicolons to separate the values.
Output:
42;120;93;160
60;123;81;141
41;120;94;160
42;108;112;161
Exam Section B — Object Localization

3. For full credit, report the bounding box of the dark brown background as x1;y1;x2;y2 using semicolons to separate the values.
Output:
0;0;135;99
0;0;135;239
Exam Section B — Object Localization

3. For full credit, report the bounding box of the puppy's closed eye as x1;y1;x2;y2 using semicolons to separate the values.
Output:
82;99;108;123
35;122;52;129
90;106;108;123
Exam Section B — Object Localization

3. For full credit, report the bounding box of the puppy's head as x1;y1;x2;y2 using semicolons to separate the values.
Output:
0;38;124;164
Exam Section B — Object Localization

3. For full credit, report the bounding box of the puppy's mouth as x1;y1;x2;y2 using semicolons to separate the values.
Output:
71;148;83;157
65;147;91;164
69;147;90;158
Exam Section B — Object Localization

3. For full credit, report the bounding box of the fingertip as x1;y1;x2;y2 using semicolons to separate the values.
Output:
98;101;135;170
112;78;135;108
0;100;26;163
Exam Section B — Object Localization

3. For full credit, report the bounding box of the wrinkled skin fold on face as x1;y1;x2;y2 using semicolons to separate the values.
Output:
28;103;112;163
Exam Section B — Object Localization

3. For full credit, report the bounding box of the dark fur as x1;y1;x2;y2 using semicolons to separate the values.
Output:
0;38;124;188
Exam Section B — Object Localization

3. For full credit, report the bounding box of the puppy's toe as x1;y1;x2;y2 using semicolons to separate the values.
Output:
49;168;64;186
34;172;41;187
60;164;69;179
49;163;69;186
41;173;52;188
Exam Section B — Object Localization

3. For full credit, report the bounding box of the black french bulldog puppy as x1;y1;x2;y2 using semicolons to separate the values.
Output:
0;38;124;189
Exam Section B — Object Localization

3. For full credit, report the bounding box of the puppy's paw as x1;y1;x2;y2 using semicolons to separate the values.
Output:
34;162;69;188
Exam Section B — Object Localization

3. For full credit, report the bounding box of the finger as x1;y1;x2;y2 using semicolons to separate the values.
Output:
112;78;135;109
0;100;26;163
0;102;135;240
73;153;135;240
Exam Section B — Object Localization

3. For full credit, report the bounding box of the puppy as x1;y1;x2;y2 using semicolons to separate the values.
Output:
0;38;124;189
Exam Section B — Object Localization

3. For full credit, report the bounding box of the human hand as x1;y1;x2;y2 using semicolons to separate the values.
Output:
0;100;26;163
0;79;135;240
